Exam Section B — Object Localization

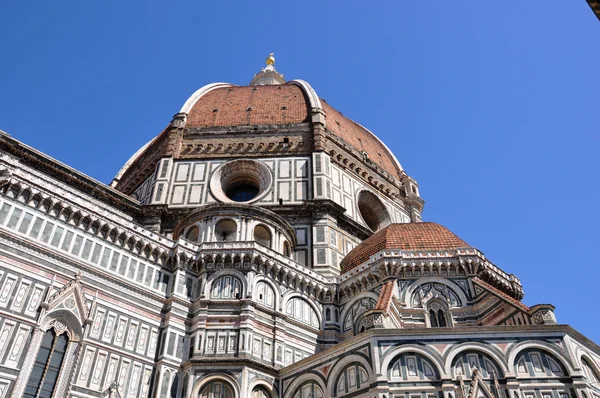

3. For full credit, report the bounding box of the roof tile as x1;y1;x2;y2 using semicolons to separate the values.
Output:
340;222;469;273
375;280;395;312
322;101;401;178
473;278;530;312
186;84;310;128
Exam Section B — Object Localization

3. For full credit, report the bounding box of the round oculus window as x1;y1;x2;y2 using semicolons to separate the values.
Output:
209;159;272;204
357;190;391;232
226;183;260;202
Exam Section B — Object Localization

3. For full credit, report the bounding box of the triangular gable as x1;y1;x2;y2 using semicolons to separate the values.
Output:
41;272;92;325
473;278;530;313
467;369;496;398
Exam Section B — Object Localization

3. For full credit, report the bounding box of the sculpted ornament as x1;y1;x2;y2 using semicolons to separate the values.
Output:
51;320;68;336
64;296;76;310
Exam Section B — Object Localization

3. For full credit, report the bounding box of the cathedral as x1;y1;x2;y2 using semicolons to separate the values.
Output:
0;54;598;398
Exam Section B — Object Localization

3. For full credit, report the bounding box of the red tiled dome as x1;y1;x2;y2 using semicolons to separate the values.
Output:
340;222;469;273
183;83;402;179
113;81;405;192
186;84;311;128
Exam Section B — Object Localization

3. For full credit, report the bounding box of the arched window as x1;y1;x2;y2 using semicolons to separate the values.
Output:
211;276;242;299
285;298;320;328
389;353;439;382
159;370;172;397
282;240;292;258
170;373;179;398
24;329;69;398
452;351;503;381
181;373;189;398
252;386;272;398
342;297;376;334
335;363;369;396
515;349;566;377
292;381;324;398
185;225;199;242
254;225;271;248
200;380;235;398
215;219;237;242
256;281;275;309
582;357;600;386
427;301;451;328
410;282;462;308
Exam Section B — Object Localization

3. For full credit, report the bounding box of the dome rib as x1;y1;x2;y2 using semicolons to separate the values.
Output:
290;79;323;110
321;101;402;179
179;82;234;114
113;80;407;190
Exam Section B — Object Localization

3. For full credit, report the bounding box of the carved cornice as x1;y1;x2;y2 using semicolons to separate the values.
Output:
0;229;167;306
0;172;198;270
195;241;337;301
325;131;403;192
115;126;176;195
172;203;298;247
339;248;523;300
0;132;140;214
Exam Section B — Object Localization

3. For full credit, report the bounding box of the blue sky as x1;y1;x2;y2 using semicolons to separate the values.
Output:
1;2;599;342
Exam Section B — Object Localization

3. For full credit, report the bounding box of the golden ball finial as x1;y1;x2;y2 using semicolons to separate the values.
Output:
266;53;275;66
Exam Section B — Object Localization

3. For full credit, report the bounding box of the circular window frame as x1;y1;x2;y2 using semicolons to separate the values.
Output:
209;159;273;204
356;189;391;232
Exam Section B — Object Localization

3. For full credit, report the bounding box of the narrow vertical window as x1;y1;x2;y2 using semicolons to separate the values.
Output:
24;329;69;398
429;310;439;327
437;310;447;327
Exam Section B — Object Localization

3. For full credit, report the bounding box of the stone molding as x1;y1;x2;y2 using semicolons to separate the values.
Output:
0;172;198;270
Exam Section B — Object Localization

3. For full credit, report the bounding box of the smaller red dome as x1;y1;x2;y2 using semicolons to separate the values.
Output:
340;222;469;273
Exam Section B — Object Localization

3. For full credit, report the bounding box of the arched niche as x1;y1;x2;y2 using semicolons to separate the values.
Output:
451;350;504;379
291;380;324;398
40;308;84;342
185;225;199;242
210;275;243;299
199;379;235;398
248;378;277;398
214;218;237;242
333;362;370;396
282;239;292;258
255;280;276;309
254;224;272;248
191;374;241;398
341;296;377;334
171;203;297;248
388;352;441;382
251;386;272;398
581;356;600;385
406;279;467;308
514;349;567;377
285;297;320;329
443;342;509;377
